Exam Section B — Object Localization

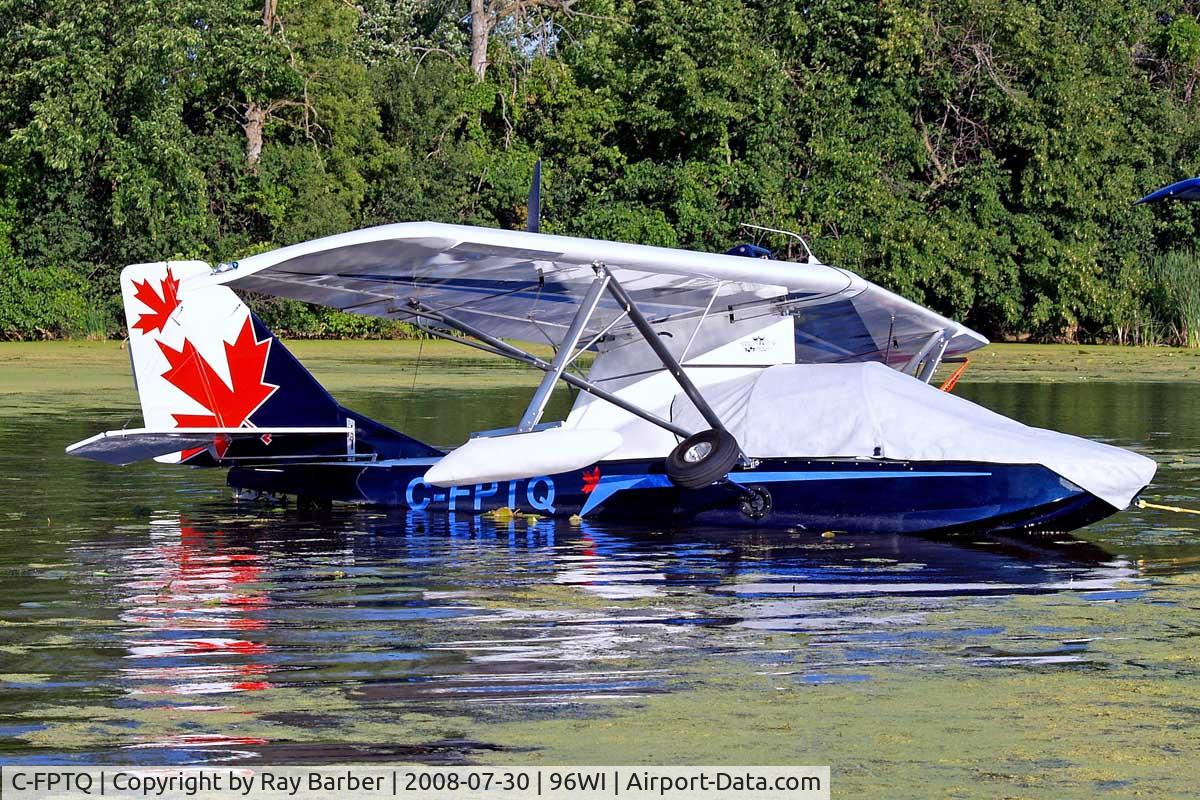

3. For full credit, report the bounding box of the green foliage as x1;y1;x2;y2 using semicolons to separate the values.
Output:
1148;248;1200;347
2;0;1200;341
249;294;423;339
1161;14;1200;65
0;199;106;338
0;263;104;340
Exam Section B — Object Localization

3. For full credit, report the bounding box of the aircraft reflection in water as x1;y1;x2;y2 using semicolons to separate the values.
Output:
109;507;1139;761
117;518;273;760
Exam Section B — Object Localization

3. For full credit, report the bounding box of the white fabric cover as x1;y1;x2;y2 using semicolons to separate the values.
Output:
671;363;1156;509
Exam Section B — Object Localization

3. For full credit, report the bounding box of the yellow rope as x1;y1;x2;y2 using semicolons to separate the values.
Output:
1136;499;1200;516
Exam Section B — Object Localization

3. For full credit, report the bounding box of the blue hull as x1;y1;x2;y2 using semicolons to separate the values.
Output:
228;458;1120;535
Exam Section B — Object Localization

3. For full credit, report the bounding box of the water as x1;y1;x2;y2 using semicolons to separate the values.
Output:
2;375;1199;794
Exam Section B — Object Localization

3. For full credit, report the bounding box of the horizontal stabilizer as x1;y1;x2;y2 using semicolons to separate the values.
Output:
66;426;355;466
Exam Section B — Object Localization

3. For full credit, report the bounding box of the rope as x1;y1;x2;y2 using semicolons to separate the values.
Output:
1136;499;1200;516
401;335;424;432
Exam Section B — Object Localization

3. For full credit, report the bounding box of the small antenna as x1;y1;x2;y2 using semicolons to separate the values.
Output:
739;223;816;263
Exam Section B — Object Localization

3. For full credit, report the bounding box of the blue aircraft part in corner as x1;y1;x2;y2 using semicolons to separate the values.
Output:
1136;176;1200;204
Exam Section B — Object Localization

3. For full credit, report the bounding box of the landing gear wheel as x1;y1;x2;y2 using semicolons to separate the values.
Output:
739;486;772;521
666;429;741;489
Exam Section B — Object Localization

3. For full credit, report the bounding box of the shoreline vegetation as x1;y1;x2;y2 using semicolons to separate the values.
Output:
2;342;1198;404
6;3;1200;346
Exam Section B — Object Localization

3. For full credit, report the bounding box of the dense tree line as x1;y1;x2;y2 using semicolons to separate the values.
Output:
3;0;1200;343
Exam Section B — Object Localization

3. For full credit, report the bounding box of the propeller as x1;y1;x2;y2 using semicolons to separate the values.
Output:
527;159;542;233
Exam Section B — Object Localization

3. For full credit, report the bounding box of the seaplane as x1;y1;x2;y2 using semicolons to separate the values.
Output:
67;168;1157;533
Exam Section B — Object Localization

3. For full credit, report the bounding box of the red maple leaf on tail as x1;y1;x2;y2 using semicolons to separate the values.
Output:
157;317;278;428
132;266;181;334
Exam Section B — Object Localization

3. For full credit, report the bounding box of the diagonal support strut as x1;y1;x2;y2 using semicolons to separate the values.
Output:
403;299;692;439
591;262;733;439
518;272;608;431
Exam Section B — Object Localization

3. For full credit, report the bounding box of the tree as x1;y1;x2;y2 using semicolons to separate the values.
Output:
468;0;576;80
3;0;1200;341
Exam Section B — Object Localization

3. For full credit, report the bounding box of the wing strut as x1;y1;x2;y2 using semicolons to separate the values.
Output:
404;299;692;439
904;329;949;383
518;272;608;431
592;263;736;441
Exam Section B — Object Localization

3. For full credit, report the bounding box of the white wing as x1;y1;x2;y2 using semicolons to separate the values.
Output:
208;222;987;363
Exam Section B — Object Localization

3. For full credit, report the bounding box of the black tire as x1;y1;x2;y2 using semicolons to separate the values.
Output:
666;429;741;489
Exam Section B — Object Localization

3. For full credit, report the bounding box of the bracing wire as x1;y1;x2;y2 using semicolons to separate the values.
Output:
401;335;425;433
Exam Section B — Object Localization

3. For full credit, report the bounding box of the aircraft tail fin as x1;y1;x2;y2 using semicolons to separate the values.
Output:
113;261;440;464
